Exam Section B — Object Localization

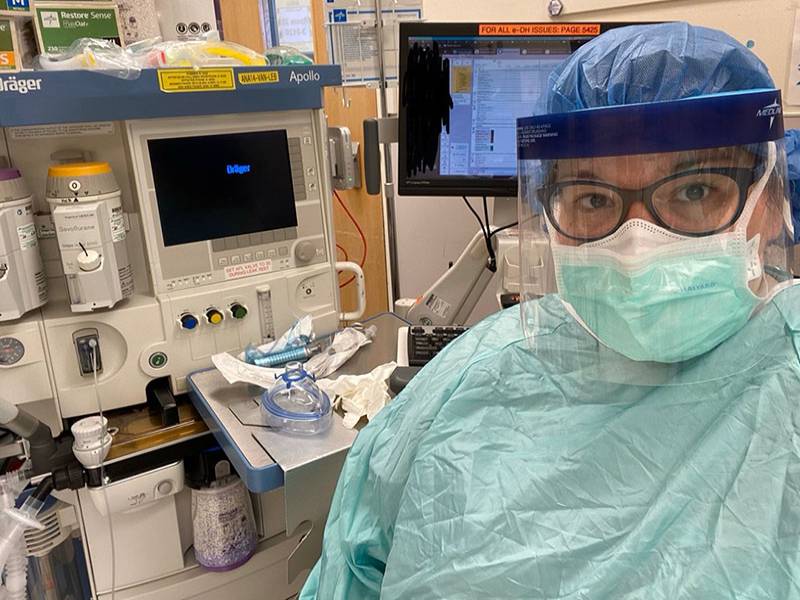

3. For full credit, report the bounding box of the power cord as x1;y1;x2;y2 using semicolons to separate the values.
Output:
461;196;519;273
461;196;487;238
334;190;367;288
481;197;497;271
90;342;116;600
488;221;518;239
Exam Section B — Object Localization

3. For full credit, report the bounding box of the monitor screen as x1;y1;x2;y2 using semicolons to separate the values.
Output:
398;23;624;197
147;130;298;247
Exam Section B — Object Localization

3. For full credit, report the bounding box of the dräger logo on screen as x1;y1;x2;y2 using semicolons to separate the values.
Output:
226;164;251;175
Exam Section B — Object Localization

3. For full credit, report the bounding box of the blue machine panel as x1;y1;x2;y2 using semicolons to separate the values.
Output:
188;372;285;494
0;65;342;127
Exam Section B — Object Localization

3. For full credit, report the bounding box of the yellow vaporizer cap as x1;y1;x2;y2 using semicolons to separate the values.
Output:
48;162;112;178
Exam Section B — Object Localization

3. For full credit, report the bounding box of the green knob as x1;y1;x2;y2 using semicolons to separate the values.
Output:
230;303;248;320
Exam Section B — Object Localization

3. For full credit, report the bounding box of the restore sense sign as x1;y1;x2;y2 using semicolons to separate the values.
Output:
34;2;122;54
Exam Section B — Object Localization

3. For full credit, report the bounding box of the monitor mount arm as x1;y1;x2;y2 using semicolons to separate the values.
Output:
398;225;542;327
403;229;497;327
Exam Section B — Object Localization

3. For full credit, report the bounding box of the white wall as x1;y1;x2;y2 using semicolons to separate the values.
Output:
393;0;800;323
423;0;797;90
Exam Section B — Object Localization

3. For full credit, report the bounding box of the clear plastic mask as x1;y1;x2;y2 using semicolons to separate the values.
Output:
261;362;332;435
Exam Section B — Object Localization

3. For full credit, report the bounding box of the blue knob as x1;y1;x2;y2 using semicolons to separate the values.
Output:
180;313;199;330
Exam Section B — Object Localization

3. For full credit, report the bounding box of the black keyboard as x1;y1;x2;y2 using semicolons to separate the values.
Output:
407;325;468;367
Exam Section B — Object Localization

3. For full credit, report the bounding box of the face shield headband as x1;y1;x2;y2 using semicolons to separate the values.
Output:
517;88;785;164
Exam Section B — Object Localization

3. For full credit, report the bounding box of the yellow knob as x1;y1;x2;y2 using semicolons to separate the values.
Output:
205;308;224;325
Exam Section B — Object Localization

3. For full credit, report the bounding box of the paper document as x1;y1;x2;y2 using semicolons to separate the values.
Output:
325;0;422;85
211;352;282;388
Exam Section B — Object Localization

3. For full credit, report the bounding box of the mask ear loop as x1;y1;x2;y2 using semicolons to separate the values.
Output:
736;141;777;233
735;141;783;291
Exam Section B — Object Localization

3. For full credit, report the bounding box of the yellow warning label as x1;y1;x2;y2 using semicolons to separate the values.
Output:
157;68;235;93
238;70;280;85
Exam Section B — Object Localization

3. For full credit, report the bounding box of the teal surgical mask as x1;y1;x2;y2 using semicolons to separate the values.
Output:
551;146;776;363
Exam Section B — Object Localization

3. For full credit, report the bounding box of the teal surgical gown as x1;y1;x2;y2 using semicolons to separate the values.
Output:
301;284;800;599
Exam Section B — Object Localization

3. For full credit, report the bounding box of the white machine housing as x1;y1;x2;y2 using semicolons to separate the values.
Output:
0;108;342;421
127;112;341;396
154;0;218;41
46;167;134;313
0;173;47;322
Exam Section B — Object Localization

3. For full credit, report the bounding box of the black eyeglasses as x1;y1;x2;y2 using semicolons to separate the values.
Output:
538;167;761;242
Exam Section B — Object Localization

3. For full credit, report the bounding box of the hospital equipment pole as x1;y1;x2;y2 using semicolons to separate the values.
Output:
374;0;401;302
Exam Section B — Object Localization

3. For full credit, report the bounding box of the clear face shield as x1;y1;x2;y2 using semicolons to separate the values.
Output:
517;90;794;385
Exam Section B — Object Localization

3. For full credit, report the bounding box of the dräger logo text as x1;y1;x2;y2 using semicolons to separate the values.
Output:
0;77;43;95
289;70;321;85
226;164;251;175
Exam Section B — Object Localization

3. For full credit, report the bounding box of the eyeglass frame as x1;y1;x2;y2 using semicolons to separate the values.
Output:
537;165;764;243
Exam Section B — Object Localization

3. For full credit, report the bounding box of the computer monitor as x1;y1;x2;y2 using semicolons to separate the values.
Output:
398;22;627;197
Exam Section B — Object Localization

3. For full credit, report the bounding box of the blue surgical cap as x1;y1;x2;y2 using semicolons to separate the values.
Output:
543;22;800;242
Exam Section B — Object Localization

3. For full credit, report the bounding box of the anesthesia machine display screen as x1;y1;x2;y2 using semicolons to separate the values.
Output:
148;130;298;247
398;22;629;197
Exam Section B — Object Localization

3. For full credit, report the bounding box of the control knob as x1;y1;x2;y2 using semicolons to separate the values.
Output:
77;250;102;272
229;303;248;320
294;241;316;263
178;312;199;331
205;308;224;325
71;416;112;469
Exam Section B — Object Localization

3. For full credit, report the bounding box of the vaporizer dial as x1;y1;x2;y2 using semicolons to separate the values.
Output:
0;337;24;366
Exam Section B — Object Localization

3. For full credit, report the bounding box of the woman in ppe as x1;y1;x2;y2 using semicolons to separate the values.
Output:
301;23;800;599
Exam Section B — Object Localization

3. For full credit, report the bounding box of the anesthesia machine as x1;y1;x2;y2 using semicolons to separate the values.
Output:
1;70;355;422
0;65;362;599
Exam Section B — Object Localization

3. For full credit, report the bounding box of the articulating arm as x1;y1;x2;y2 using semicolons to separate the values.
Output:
405;229;498;327
0;397;85;488
0;400;56;476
